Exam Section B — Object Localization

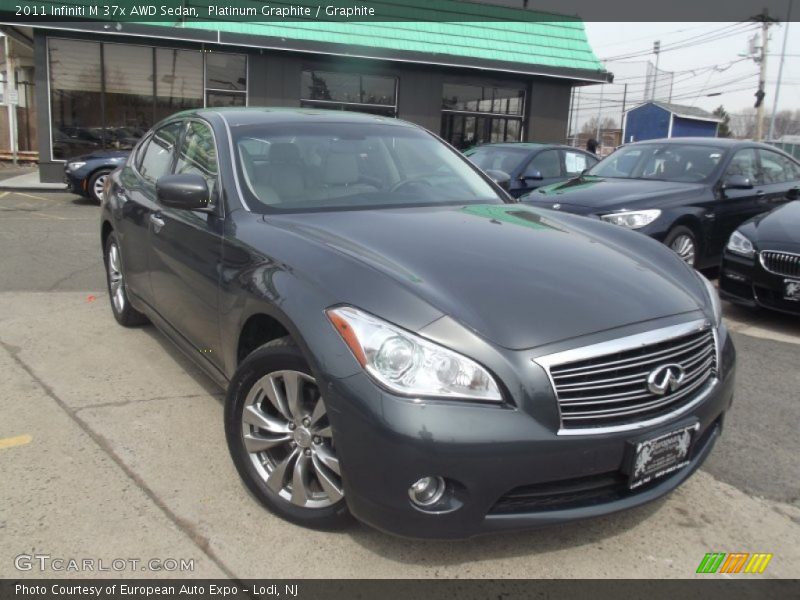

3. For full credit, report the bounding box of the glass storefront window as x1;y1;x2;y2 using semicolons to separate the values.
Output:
301;70;397;116
103;43;154;151
49;39;102;159
156;48;203;122
441;83;525;149
49;39;246;161
206;52;247;92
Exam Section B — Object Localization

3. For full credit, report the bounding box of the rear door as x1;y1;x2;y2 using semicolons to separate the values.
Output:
115;122;183;306
148;119;224;369
757;148;800;208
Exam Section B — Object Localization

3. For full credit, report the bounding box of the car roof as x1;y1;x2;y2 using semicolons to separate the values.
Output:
622;137;769;149
170;107;412;128
470;142;581;151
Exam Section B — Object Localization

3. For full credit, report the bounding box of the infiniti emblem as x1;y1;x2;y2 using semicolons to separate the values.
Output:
647;363;685;395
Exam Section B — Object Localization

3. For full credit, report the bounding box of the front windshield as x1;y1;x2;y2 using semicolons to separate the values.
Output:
464;146;529;175
233;121;504;212
587;143;724;183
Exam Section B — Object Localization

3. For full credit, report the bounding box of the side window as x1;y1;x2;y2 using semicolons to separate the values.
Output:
175;120;219;193
564;150;591;177
724;149;761;186
525;150;562;178
139;122;182;183
758;149;799;184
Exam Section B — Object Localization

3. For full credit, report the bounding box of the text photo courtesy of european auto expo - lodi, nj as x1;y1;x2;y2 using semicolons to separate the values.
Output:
0;0;798;598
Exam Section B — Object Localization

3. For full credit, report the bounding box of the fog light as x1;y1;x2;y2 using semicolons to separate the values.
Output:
408;476;446;506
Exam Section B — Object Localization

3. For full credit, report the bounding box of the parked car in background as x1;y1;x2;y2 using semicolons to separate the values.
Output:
463;143;598;197
100;108;734;539
522;138;800;268
65;150;130;203
720;200;800;315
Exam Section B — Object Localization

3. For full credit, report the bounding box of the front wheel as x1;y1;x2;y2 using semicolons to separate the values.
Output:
89;169;112;203
664;226;698;267
224;337;350;530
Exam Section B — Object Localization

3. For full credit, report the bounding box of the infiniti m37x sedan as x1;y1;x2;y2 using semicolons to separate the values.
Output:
101;109;735;539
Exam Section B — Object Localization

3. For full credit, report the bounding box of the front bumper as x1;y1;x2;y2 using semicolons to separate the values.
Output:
720;250;800;315
64;168;89;197
325;328;735;539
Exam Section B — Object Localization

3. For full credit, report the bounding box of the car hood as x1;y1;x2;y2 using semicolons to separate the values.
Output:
266;204;705;350
524;176;706;210
745;200;800;245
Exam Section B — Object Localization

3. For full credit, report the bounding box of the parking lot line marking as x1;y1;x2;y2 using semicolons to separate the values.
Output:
16;192;50;202
0;434;32;450
33;212;68;221
0;191;9;198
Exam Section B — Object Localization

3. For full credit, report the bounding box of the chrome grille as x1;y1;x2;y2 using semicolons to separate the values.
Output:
537;322;717;432
760;251;800;279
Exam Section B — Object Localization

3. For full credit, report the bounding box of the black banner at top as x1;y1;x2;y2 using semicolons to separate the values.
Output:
0;0;797;23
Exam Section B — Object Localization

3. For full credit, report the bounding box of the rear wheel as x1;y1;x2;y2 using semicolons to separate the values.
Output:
225;337;350;530
664;226;698;267
89;169;112;203
104;232;148;327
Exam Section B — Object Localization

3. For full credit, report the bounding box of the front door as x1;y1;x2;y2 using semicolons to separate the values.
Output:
148;119;224;369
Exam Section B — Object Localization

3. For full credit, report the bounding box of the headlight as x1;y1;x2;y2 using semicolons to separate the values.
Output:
601;209;661;229
697;273;722;327
327;306;502;402
66;161;86;171
726;230;755;258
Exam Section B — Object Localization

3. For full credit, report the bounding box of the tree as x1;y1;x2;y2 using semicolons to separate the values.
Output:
713;106;732;138
580;116;618;135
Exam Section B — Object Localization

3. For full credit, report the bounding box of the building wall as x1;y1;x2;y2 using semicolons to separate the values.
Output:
671;116;718;138
36;30;579;181
623;103;670;143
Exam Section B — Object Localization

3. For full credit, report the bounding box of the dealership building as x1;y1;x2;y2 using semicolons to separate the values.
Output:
0;0;610;183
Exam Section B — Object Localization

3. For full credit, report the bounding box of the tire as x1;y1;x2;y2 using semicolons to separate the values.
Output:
89;169;112;203
664;225;698;267
225;337;351;530
104;232;149;327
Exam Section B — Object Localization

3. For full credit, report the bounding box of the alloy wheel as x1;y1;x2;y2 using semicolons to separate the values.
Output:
670;234;696;266
107;242;125;313
93;174;108;202
241;370;343;509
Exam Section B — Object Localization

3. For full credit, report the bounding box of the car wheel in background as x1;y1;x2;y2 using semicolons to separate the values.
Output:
104;232;149;327
225;337;351;530
664;226;698;267
89;169;112;203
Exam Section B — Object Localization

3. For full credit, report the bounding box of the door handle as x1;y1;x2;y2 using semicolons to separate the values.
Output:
755;190;766;196
150;212;166;233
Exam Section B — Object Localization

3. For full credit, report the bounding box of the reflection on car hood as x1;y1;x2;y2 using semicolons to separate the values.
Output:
747;200;800;245
68;151;129;162
267;204;704;350
525;176;706;210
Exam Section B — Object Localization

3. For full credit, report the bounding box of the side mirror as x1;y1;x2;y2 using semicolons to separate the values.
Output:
156;173;212;211
522;169;543;181
721;174;753;190
485;169;511;190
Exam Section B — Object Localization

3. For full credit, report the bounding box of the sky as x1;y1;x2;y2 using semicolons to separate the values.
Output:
582;22;800;121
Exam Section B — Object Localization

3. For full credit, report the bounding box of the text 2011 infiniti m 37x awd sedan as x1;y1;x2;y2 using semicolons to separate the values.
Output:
100;108;735;539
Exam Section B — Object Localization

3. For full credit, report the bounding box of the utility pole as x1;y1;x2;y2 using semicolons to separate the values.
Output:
651;40;661;101
768;0;793;141
753;10;776;141
3;34;16;166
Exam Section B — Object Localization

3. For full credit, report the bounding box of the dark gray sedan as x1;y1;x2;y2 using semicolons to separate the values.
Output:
100;108;735;538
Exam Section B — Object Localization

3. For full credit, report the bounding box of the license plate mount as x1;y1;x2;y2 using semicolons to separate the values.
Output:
783;279;800;302
628;424;698;489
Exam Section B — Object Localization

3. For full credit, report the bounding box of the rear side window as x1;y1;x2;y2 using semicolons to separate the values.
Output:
139;122;183;183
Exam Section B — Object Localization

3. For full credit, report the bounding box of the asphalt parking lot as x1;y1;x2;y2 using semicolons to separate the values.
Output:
0;190;798;579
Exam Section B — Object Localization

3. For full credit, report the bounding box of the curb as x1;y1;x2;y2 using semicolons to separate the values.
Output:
0;186;69;193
